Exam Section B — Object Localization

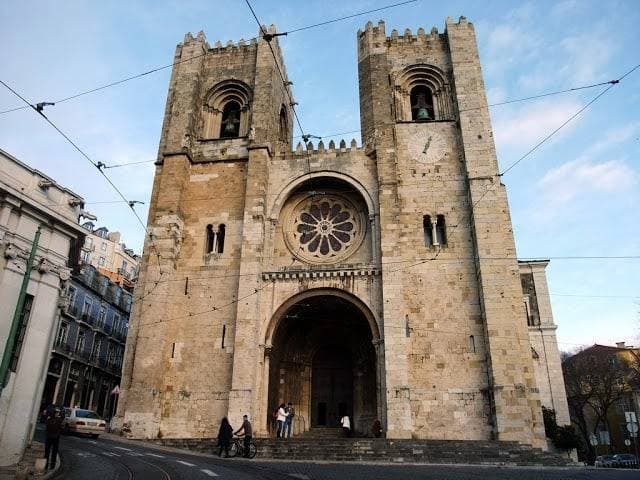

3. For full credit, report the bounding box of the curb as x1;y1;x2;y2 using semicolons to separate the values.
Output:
40;453;61;479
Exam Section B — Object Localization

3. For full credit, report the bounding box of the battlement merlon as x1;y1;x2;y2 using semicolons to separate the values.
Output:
357;17;473;60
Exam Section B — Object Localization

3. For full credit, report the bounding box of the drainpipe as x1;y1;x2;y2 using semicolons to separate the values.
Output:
0;226;42;390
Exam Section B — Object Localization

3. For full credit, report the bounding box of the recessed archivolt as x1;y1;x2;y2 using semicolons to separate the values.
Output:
264;288;381;346
394;64;453;121
202;80;252;139
269;171;375;222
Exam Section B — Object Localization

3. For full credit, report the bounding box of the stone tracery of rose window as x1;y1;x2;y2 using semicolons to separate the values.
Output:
285;194;365;264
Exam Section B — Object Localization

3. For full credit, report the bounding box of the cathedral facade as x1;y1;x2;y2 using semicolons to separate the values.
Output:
117;17;568;448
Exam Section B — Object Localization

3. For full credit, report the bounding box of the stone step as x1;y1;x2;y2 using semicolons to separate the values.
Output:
147;437;575;466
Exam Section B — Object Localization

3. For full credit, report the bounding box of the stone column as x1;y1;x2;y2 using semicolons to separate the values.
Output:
227;144;271;429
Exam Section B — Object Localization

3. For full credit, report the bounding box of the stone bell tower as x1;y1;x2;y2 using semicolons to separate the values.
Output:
357;17;545;446
117;26;294;438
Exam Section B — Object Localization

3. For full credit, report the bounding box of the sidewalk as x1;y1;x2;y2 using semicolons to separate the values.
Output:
0;441;59;480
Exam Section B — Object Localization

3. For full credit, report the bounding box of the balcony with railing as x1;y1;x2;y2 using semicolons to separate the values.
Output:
66;303;79;318
80;311;95;326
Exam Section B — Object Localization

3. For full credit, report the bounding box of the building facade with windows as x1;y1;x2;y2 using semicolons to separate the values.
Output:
79;223;139;288
117;18;568;448
0;149;86;465
42;264;130;419
519;260;571;430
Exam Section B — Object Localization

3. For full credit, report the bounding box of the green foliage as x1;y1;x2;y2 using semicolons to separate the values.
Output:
542;406;579;451
542;406;558;439
553;425;581;451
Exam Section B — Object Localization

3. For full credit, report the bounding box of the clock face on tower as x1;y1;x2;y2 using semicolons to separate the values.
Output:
408;131;448;164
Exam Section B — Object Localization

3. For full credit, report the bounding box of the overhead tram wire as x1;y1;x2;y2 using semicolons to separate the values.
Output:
0;1;418;116
283;0;418;34
0;79;166;297
243;0;323;195
127;254;640;292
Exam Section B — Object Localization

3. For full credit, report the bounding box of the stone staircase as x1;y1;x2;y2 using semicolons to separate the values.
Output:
148;435;576;466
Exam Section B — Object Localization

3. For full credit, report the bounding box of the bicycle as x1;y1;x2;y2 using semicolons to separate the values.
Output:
229;435;257;459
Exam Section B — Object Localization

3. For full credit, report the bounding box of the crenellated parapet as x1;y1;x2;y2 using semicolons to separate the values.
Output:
279;138;363;161
358;17;473;60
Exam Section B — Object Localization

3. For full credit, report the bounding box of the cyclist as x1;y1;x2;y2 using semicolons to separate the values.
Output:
234;414;253;458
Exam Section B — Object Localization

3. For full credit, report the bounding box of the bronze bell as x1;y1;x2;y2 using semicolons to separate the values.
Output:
416;107;431;120
223;119;237;134
412;92;432;121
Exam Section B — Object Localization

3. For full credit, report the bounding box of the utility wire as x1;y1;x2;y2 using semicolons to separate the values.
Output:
0;49;210;115
0;81;149;229
244;0;322;196
500;63;639;176
284;0;418;34
0;1;418;116
0;78;165;286
104;159;156;169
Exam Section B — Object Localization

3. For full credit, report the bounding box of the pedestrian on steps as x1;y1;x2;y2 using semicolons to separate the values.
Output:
276;403;287;439
216;417;233;458
340;414;351;438
284;402;295;439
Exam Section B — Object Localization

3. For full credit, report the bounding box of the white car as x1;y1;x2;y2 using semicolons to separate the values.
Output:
63;408;106;438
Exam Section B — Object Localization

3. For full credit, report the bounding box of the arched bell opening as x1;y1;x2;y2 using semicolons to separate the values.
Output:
267;293;378;437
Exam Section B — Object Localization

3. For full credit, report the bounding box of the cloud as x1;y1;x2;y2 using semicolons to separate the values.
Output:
559;29;616;83
492;99;583;149
536;123;640;207
539;158;637;204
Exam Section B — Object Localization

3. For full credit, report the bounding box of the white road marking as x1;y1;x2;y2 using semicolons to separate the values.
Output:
201;469;219;477
88;440;98;444
76;452;97;457
288;475;310;480
127;452;145;456
145;453;165;458
102;452;121;457
113;446;133;451
176;460;196;467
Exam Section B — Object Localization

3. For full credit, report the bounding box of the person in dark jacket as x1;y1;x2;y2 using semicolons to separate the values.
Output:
217;417;233;457
234;415;253;458
44;408;63;470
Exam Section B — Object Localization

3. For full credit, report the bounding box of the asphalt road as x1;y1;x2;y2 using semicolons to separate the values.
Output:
50;433;639;480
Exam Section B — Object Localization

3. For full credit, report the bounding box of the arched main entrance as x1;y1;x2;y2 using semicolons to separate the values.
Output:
267;291;379;436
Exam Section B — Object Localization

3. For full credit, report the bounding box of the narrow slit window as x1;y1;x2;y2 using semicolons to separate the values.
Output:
206;225;214;254
436;215;447;245
279;106;288;142
216;224;225;254
422;215;433;246
469;335;476;353
221;325;226;349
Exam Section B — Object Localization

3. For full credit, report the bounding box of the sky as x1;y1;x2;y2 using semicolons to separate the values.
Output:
0;0;638;350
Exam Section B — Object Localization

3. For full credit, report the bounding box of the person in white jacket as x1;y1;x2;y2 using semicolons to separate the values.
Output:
340;415;351;437
276;403;288;439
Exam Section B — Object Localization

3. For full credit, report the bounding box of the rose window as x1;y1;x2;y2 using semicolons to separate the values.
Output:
285;194;365;264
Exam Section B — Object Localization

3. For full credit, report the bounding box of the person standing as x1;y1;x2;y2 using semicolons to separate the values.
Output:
216;417;233;458
284;402;295;439
340;414;351;438
44;408;63;470
371;418;382;438
234;414;253;458
276;403;287;439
